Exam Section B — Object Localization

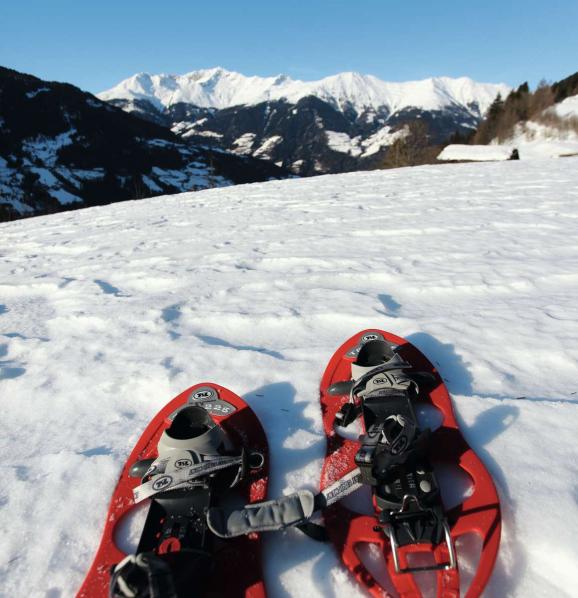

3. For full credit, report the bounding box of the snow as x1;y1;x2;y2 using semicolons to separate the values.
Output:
326;126;407;157
325;131;363;157
232;132;257;155
190;130;223;139
150;164;228;190
85;98;105;109
142;175;164;193
171;121;194;136
0;156;29;213
28;167;82;205
480;95;578;160
48;188;83;205
98;67;510;117
437;145;515;162
552;94;578;119
1;158;578;596
26;87;50;99
67;168;106;182
494;121;578;159
361;126;408;156
0;157;34;214
30;166;61;187
253;135;283;159
22;130;77;167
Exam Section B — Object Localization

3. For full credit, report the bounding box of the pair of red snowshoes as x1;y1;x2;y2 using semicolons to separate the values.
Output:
78;329;500;598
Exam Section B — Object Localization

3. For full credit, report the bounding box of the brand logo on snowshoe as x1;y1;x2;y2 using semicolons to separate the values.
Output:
326;475;361;501
391;436;408;455
373;377;387;385
152;475;173;491
191;388;216;403
367;424;382;439
362;333;379;342
175;459;192;469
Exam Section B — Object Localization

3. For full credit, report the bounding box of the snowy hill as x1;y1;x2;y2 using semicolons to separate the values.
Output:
552;93;578;119
99;67;508;116
1;158;577;596
0;66;288;221
99;68;510;175
499;93;578;158
438;93;578;162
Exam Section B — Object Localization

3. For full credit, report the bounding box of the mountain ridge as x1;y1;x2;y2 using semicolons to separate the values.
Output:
99;67;510;116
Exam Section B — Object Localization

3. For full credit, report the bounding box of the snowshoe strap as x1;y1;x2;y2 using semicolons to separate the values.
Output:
207;468;365;539
207;490;315;538
110;550;212;598
316;467;364;507
352;362;416;399
133;452;243;504
110;552;177;598
351;352;412;382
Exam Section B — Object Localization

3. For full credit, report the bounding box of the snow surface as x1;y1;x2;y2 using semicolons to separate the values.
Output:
326;126;407;158
254;136;283;159
437;145;514;162
482;94;578;160
26;87;50;99
22;130;77;167
1;159;578;597
232;132;257;155
495;121;578;159
552;94;578;119
98;67;510;117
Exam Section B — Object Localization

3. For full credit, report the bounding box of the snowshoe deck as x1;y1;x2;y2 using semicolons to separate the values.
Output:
320;330;501;597
78;383;269;598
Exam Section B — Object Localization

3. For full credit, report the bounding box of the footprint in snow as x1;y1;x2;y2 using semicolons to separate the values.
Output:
94;279;130;298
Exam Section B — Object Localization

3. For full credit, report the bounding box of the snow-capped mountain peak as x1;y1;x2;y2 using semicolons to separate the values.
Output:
98;67;510;115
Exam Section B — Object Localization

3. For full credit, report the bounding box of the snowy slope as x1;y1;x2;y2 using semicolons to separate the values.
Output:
493;121;578;159
485;93;578;160
99;67;509;116
552;93;578;118
440;94;578;162
1;159;578;597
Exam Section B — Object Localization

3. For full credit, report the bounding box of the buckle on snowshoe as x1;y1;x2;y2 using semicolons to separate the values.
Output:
376;495;457;574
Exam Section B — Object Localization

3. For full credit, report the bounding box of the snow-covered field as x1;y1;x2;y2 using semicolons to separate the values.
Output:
1;158;578;597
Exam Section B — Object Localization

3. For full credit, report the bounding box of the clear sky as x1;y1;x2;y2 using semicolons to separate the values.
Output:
1;0;577;94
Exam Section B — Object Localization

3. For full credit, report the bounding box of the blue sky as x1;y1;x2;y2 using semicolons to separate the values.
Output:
1;0;577;93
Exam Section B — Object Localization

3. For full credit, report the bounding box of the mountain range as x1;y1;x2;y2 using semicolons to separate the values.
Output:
100;68;510;175
0;67;287;221
0;66;511;221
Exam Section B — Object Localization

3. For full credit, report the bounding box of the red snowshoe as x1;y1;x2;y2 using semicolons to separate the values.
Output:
319;330;501;597
77;383;269;598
